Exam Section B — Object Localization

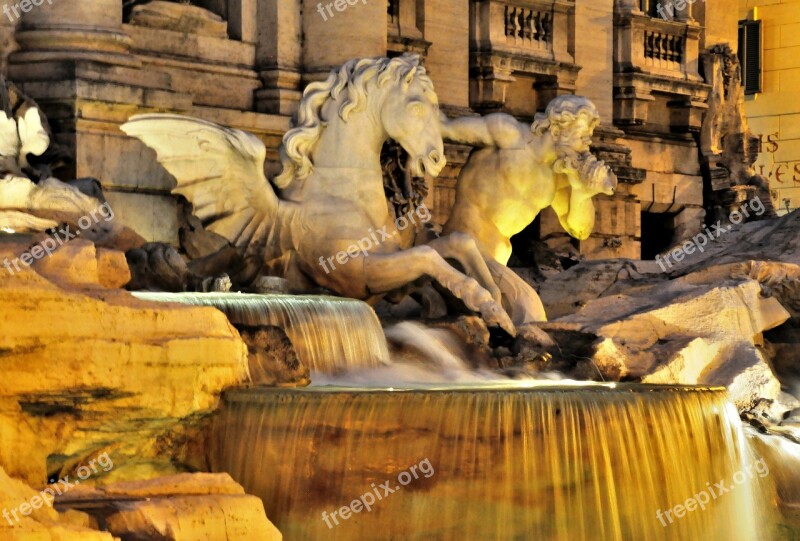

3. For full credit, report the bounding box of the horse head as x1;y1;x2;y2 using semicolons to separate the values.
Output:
378;56;446;178
273;55;445;189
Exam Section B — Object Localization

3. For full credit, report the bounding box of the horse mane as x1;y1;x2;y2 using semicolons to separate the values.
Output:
273;54;434;189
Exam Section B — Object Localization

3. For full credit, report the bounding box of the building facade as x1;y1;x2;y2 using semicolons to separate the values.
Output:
0;0;743;260
740;0;800;215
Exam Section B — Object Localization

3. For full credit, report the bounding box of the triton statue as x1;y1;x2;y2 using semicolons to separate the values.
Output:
440;96;618;326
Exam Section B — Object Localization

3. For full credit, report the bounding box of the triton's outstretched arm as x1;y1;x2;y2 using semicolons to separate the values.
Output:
439;113;528;149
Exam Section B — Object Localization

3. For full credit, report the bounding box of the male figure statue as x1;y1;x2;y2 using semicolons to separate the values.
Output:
440;96;617;326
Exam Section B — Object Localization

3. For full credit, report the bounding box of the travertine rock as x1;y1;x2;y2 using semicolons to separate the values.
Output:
538;212;800;411
31;239;131;290
126;242;194;292
674;209;800;274
58;474;282;541
0;237;249;485
540;259;666;319
696;342;782;410
543;211;800;319
104;495;281;541
0;465;116;540
558;279;788;410
239;326;310;387
96;248;133;289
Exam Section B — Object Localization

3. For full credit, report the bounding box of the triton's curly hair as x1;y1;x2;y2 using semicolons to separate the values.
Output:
531;95;600;137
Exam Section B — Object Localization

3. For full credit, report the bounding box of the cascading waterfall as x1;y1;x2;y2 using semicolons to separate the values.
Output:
132;292;389;373
210;385;778;541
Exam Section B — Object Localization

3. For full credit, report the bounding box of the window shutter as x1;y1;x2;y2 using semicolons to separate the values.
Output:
738;20;762;95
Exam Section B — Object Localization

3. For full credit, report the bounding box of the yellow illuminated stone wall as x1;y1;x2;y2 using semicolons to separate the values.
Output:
740;0;800;214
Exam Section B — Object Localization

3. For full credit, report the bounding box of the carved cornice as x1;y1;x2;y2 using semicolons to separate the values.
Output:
471;49;580;81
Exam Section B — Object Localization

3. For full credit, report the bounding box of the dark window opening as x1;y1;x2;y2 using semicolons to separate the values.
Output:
640;0;666;19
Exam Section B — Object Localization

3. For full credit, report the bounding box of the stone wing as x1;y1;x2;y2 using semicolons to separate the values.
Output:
121;114;279;253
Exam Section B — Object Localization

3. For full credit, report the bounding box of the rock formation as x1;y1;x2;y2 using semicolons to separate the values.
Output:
239;326;310;387
539;210;800;425
0;233;289;537
0;237;250;483
57;473;282;541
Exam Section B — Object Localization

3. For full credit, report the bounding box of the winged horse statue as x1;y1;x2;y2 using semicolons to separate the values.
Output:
122;55;515;334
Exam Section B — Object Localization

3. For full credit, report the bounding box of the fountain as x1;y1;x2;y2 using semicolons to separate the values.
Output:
210;384;776;540
132;292;389;373
2;53;798;541
118;55;798;539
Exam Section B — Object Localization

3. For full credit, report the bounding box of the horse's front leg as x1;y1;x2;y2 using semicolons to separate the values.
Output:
364;246;515;336
484;258;547;325
425;233;502;304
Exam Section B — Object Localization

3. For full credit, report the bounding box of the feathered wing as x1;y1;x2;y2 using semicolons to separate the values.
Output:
121;114;279;256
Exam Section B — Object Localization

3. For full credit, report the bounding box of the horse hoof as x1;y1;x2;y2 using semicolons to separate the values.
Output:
480;302;516;337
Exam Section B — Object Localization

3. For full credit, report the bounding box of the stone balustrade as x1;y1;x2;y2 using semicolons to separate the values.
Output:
615;12;700;80
503;4;553;52
470;0;578;115
613;6;707;130
643;29;684;71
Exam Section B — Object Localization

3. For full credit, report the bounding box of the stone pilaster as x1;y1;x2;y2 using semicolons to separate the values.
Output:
11;0;135;67
255;0;303;115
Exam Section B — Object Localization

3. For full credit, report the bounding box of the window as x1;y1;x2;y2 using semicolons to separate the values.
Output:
641;0;669;19
738;20;762;95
